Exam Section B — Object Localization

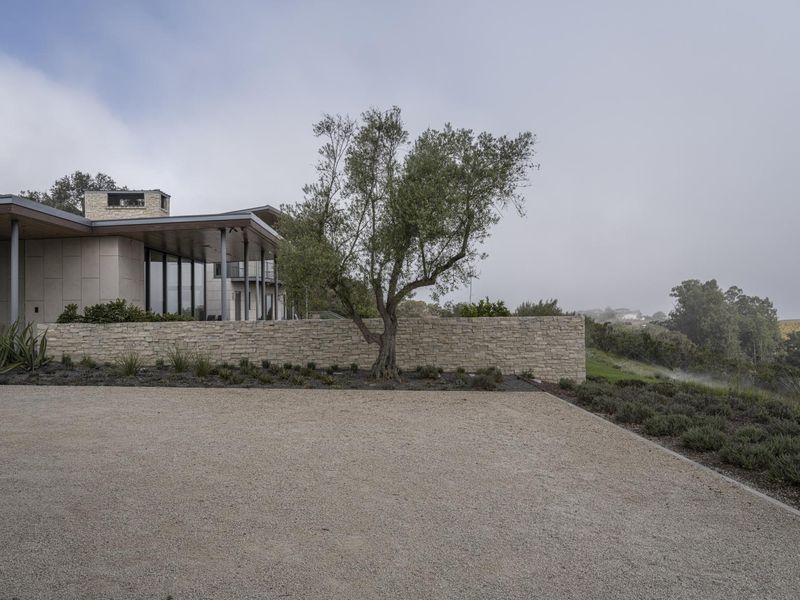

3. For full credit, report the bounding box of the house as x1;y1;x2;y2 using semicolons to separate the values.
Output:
0;190;287;324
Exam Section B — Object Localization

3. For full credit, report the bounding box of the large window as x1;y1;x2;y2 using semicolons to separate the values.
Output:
148;251;164;313
108;192;145;208
145;249;205;317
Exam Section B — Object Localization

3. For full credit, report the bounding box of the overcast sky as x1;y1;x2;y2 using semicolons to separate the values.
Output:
2;1;798;317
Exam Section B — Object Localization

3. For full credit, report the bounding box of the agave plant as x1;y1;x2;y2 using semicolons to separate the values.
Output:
0;320;50;373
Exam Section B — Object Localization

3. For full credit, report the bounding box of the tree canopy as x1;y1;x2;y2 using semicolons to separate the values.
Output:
279;107;536;377
21;171;125;216
666;279;781;363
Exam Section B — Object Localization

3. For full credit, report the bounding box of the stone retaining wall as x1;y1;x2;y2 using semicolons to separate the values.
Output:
39;316;585;382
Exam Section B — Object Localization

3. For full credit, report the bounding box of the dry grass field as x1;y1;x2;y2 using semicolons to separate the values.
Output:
780;320;800;338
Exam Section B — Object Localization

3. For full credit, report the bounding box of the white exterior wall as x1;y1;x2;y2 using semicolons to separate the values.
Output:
20;236;144;324
0;240;24;325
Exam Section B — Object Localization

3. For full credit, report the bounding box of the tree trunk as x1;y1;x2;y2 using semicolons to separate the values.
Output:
371;311;399;379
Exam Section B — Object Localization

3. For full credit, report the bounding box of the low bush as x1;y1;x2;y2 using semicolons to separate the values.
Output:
167;346;191;373
320;375;335;386
193;355;212;378
307;361;316;370
680;426;727;452
61;353;73;368
643;414;694;436
289;375;304;386
115;351;143;376
476;366;503;384
80;355;98;369
261;359;271;369
417;365;440;380
471;373;498;390
558;377;576;390
719;442;773;471
614;401;654;424
57;299;193;323
770;453;800;484
350;363;358;373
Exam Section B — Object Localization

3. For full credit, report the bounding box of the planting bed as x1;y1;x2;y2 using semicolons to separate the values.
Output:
0;359;536;392
539;376;800;509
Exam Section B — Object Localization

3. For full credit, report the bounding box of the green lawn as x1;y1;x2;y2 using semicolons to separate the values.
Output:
585;349;660;383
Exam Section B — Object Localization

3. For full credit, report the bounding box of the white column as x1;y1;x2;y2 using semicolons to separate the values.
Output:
272;253;279;320
220;228;228;320
10;219;19;323
259;248;265;320
243;240;249;320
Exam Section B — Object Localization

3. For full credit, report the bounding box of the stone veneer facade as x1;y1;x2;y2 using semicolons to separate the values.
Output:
39;316;586;382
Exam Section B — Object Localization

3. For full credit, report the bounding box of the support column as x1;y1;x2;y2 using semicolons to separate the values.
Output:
9;219;19;323
259;248;266;320
243;240;249;320
272;253;279;320
220;228;228;320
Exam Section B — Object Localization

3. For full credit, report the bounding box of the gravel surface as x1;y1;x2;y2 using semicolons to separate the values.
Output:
1;386;799;599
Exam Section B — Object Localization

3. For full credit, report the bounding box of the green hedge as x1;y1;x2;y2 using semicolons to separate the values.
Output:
57;299;194;324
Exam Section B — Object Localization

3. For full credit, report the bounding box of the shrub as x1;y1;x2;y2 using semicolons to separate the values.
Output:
456;366;466;374
80;355;98;369
558;378;576;390
116;351;143;376
476;366;503;384
257;373;273;385
167;346;191;373
301;367;313;377
57;299;194;323
770;453;800;484
515;298;567;317
61;353;73;369
261;359;271;369
471;373;498;390
734;425;767;443
643;414;693;436
239;358;251;371
193;355;212;378
320;375;335;386
218;367;233;381
589;395;620;415
680;426;727;452
350;363;358;373
307;361;316;370
268;363;282;375
457;297;511;317
283;362;293;370
289;375;304;386
615;401;655;424
719;442;773;471
325;366;335;375
417;365;440;380
155;358;165;369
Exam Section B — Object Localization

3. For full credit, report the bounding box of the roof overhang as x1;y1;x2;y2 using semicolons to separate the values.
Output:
0;195;282;262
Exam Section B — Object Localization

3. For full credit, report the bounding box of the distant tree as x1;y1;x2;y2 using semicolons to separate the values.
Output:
785;331;800;368
724;286;782;363
515;298;568;316
666;279;781;363
666;279;741;360
599;306;617;322
651;311;668;322
20;171;125;216
396;299;441;318
279;107;535;378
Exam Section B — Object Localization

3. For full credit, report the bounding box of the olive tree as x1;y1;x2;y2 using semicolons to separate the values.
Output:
279;107;536;378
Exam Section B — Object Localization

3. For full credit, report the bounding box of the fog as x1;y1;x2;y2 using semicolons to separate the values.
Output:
2;0;798;316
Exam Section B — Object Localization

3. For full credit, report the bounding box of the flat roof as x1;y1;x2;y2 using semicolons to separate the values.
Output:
0;194;282;261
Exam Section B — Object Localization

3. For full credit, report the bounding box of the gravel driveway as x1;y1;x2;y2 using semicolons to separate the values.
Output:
1;386;798;599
